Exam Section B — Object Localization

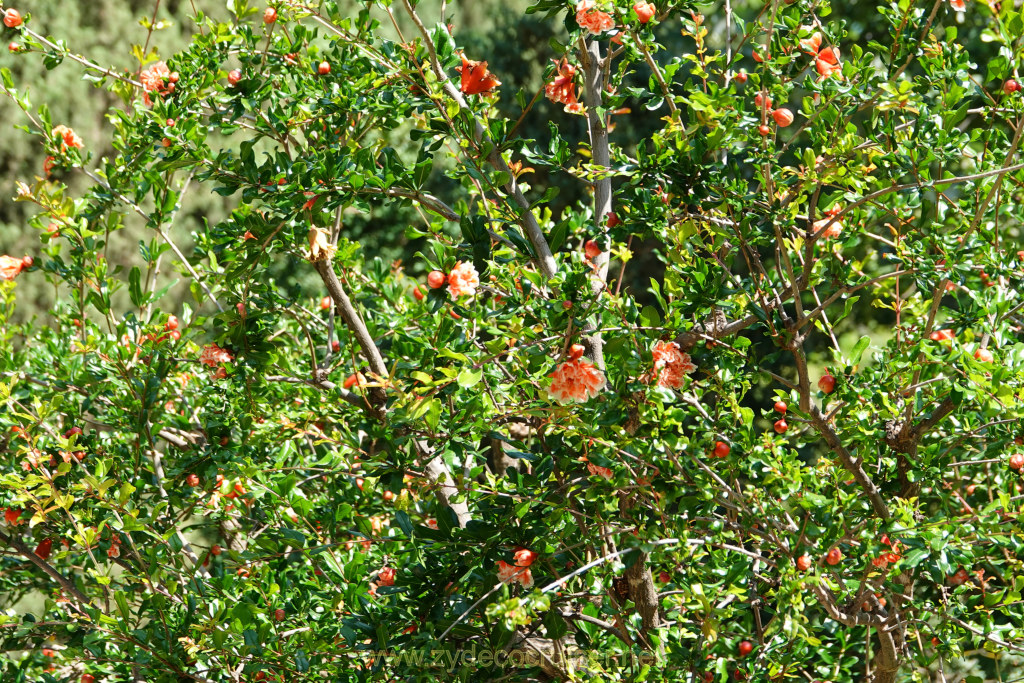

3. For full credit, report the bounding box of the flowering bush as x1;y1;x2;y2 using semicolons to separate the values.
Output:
1;0;1023;681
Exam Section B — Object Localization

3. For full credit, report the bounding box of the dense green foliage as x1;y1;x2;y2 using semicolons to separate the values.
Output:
1;0;1024;682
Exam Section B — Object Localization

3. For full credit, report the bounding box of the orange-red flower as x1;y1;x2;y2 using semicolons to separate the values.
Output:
52;125;83;151
576;0;614;34
497;559;534;588
815;46;841;79
548;357;606;403
634;1;656;23
799;31;823;55
140;61;173;105
651;340;696;389
307;227;337;262
22;449;44;472
378;566;396;587
0;255;25;281
800;31;842;80
200;343;234;367
447;261;480;298
513;548;538;567
456;54;501;96
545;58;583;114
949;0;965;11
4;507;23;526
813;216;843;239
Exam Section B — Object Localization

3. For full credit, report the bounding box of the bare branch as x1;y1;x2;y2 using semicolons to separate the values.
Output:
313;260;388;407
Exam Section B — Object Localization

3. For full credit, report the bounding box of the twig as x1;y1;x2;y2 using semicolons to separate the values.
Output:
0;531;95;608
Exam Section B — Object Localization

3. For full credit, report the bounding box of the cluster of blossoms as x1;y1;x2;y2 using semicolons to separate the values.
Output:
199;343;234;379
199;343;233;367
0;254;31;281
20;448;45;472
56;449;86;465
369;566;397;596
650;340;697;389
4;507;24;526
872;534;904;569
545;59;583;114
497;547;538;588
812;205;844;239
203;474;250;514
799;31;842;80
547;339;702;403
139;61;179;105
548;344;606;403
447;261;480;298
456;54;501;95
51;125;83;152
634;1;656;23
576;0;614;34
948;567;971;586
107;533;122;559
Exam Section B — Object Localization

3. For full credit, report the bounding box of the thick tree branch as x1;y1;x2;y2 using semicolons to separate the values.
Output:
914;398;956;436
313;260;388;409
580;37;611;372
808;582;883;628
338;184;460;221
808;404;890;520
557;607;619;634
885;397;956;497
264;374;364;410
676;313;759;352
810;580;901;683
418;441;471;528
623;550;662;638
312;257;474;529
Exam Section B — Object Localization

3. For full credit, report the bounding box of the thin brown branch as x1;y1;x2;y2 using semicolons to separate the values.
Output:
0;531;94;608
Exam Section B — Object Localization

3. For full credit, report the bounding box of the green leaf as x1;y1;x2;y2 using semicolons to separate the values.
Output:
280;528;306;547
640;305;662;327
128;266;143;308
543;608;569;640
395;511;413;536
548;220;570;253
115;591;131;622
850;335;871;367
457;368;482;389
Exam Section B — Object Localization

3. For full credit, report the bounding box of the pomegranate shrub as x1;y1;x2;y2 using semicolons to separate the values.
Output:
1;0;1023;681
